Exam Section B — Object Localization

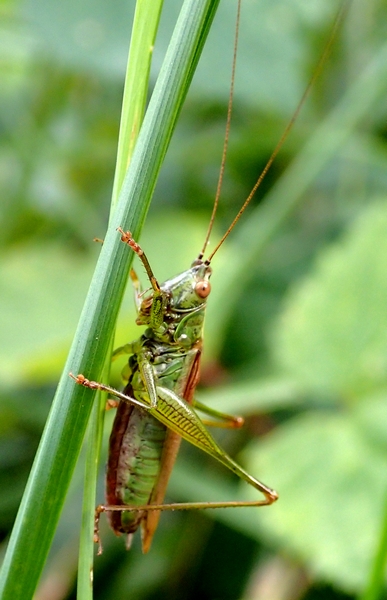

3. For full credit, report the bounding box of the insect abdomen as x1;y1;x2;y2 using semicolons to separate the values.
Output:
106;389;167;535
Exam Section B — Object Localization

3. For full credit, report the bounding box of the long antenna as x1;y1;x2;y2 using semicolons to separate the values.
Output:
205;1;348;264
198;0;242;260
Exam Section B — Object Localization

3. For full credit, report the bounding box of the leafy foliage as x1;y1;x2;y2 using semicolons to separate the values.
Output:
246;202;387;592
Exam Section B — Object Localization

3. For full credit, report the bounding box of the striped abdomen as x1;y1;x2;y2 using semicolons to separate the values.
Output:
106;384;167;535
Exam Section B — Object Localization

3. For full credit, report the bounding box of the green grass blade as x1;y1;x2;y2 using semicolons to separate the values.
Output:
0;1;220;598
77;3;165;598
77;393;106;600
110;0;165;211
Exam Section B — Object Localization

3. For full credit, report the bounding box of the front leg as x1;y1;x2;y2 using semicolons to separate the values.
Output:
69;373;152;412
70;347;159;410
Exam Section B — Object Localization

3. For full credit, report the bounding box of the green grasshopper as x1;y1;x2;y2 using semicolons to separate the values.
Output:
71;223;278;553
71;1;343;554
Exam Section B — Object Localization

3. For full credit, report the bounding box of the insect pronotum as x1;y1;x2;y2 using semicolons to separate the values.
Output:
71;0;344;553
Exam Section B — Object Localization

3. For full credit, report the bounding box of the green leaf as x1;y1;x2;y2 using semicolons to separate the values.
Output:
272;200;387;400
236;201;387;593
243;408;387;593
0;245;96;385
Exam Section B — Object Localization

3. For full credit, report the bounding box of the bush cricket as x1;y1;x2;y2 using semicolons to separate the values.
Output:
71;0;344;554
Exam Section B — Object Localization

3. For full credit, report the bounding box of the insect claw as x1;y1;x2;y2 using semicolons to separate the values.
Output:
70;372;105;391
116;226;133;244
116;226;127;237
117;226;145;256
69;372;85;384
70;372;91;387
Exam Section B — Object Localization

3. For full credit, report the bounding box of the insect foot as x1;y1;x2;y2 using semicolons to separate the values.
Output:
69;373;98;389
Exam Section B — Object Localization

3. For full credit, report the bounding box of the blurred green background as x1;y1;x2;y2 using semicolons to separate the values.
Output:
1;0;387;598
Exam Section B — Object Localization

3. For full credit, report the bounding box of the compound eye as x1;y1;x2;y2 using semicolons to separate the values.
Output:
195;279;211;298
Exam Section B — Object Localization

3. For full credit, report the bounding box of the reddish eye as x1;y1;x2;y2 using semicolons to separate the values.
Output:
195;280;211;298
